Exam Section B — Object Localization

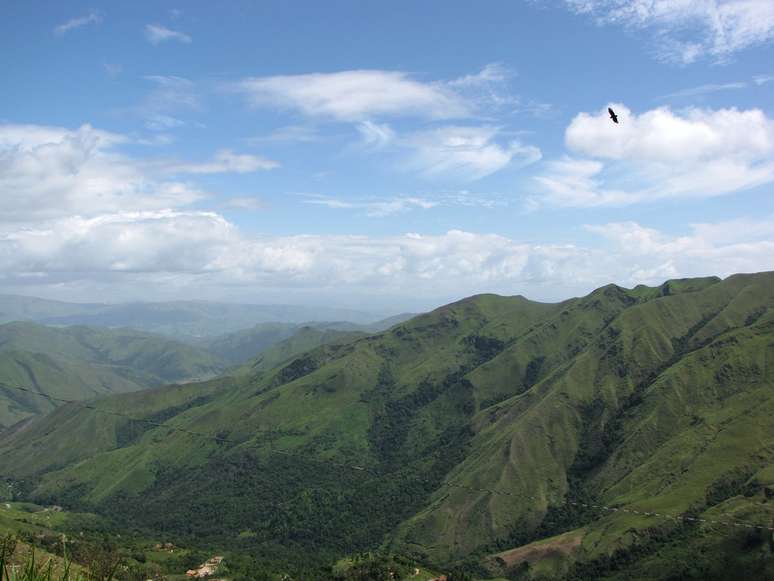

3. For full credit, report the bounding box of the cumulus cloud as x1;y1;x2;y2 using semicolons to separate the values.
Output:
145;23;192;45
54;12;101;36
533;104;774;207
566;0;774;63
586;219;774;282
3;209;774;306
403;126;541;180
0;215;589;298
0;123;205;221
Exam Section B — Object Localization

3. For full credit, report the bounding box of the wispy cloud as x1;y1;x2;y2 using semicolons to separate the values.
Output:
659;73;774;99
357;121;396;148
137;76;200;131
145;23;192;45
54;12;101;36
103;63;123;78
303;194;437;217
302;190;508;217
246;125;323;144
162;150;279;174
402;126;541;181
235;70;469;122
234;64;519;122
565;0;774;64
222;197;266;211
659;81;748;99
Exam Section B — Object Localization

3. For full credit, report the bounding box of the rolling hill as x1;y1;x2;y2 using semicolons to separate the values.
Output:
2;273;773;579
199;314;416;365
0;322;227;428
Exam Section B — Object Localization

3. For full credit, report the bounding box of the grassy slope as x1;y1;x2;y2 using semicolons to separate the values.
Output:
0;351;140;428
0;322;227;428
2;273;773;578
196;322;300;365
199;314;414;367
235;326;368;376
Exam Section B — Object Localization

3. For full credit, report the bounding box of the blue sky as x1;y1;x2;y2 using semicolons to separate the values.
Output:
2;1;774;313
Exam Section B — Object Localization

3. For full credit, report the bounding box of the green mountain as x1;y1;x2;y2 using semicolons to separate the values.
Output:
0;322;227;428
236;325;368;376
199;314;416;365
2;273;774;579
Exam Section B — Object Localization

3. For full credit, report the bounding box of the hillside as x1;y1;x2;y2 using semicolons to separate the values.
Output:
1;273;773;579
236;326;368;376
0;322;227;428
200;314;415;366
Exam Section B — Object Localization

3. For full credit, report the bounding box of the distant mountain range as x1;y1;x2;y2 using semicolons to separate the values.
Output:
2;273;773;579
0;313;415;429
0;294;386;338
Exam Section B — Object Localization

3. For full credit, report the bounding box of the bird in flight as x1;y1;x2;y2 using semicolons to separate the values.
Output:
608;107;619;124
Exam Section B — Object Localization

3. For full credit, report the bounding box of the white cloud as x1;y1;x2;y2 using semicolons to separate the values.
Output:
303;190;508;216
403;126;541;181
236;70;469;122
585;219;774;282
162;150;279;174
357;121;396;148
304;195;437;217
447;62;520;109
54;12;101;35
144;23;192;45
0;211;237;275
222;197;266;211
137;76;200;131
3;211;774;307
0;216;584;298
0;123;211;221
754;74;774;85
533;104;774;207
659;81;747;98
247;125;323;144
448;63;508;88
142;75;200;112
566;0;774;63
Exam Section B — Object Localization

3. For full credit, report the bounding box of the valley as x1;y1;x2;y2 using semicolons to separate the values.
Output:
2;273;773;579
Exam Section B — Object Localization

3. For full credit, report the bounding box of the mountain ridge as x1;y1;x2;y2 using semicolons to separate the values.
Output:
1;272;773;579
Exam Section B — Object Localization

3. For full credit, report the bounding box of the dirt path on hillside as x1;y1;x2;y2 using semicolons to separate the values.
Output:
489;530;584;568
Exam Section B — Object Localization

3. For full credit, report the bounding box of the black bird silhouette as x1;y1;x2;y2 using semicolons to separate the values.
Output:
608;107;619;124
